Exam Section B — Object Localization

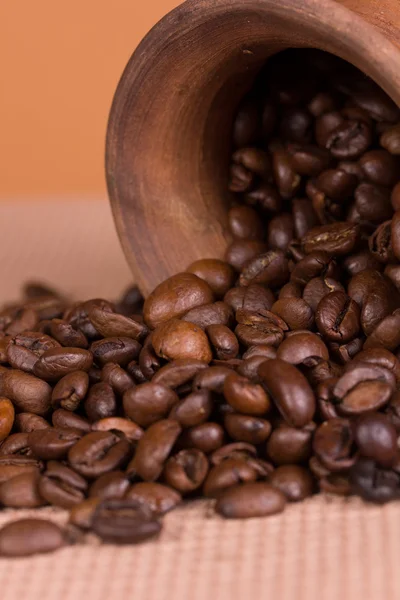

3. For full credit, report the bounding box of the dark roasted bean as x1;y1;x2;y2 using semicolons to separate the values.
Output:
178;423;225;454
123;383;178;428
163;449;209;493
92;498;161;544
68;431;131;479
215;482;286;519
0;519;65;557
127;420;181;481
269;465;314;501
125;482;181;515
38;461;87;508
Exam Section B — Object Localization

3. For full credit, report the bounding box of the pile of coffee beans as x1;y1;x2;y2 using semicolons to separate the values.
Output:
2;49;400;556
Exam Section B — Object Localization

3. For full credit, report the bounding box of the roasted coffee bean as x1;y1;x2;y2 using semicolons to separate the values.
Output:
225;239;269;272
359;150;399;187
64;299;115;340
92;498;161;544
143;273;214;329
89;471;130;500
315;111;344;147
352;348;400;383
69;497;101;529
369;220;394;264
92;417;143;441
178;423;225;454
123;383;178;428
127;420;181;481
151;359;207;389
242;345;277;360
315;168;358;200
364;309;400;350
91;337;141;367
49;319;89;348
290;252;339;286
313;418;356;471
15;412;50;433
5;308;39;337
267;213;294;251
38;461;87;508
350;458;400;504
6;341;38;373
34;347;93;380
203;457;259;498
0;433;31;456
182;301;234;330
230;147;271;191
319;473;351;496
138;337;161;379
354;413;397;467
83;382;117;422
343;250;382;276
280;107;312;143
0;519;65;557
277;331;329;364
223;373;270;415
215;482;286;519
101;363;135;395
117;285;144;316
152;319;212;363
51;371;89;411
224;414;271;444
192;366;234;393
236;355;268;380
329;337;364;364
269;465;314;501
292;197;319;238
354;182;393;223
228;205;264;240
0;470;45;508
288;144;332;176
302;277;345;312
302;222;359;256
169;390;213;428
271;298;314;330
210;442;257;465
266;424;314;465
272;149;301;199
206;324;239;360
52;408;91;432
325;119;372;159
334;363;395;414
125;482;181;515
245;183;282;214
315;291;360;343
163;449;208;493
224;285;275;313
384;263;400;289
0;370;51;415
258;359;316;427
68;431;131;479
381;123;400;154
28;427;83;461
0;398;14;441
187;259;236;298
239;250;289;288
87;305;148;341
0;456;42;484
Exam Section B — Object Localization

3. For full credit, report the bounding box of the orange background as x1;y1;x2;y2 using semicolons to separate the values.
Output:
0;0;180;198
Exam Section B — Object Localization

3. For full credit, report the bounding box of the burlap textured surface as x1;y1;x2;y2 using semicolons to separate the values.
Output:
1;199;399;600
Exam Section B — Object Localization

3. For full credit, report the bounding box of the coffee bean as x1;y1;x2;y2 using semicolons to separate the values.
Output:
315;168;358;200
245;184;282;214
223;373;270;415
163;449;209;493
313;418;356;471
0;433;31;456
224;414;271;444
89;471;130;500
0;456;42;484
192;366;233;393
49;319;89;348
272;149;301;199
168;390;213;428
369;220;394;264
267;213;294;251
15;412;50;433
68;431;131;479
206;324;239;360
354;182;393;223
325;119;372;159
186;259;236;298
52;408;91;432
123;382;178;428
0;519;65;557
271;298;314;330
359;150;399;187
232;96;261;148
343;250;382;276
315;111;344;147
224;285;275;313
0;470;45;508
203;457;259;498
258;359;316;427
28;428;83;460
288;144;332;176
101;363;135;395
269;465;314;501
239;250;290;288
39;461;87;508
92;498;161;544
178;422;225;454
228;205;264;240
215;482;286;518
125;482;181;515
0;370;51;415
302;277;345;312
302;222;359;256
143;273;214;329
51;370;89;411
127;419;181;481
290;252;339;286
34;347;93;380
308;92;337;117
225;240;268;271
333;363;395;414
92;417;143;441
0;398;14;441
277;331;329;364
91;337;141;367
350;458;400;504
182;302;234;330
315;291;360;343
87;305;148;341
354;413;397;467
69;497;101;529
152;319;212;363
266;424;314;465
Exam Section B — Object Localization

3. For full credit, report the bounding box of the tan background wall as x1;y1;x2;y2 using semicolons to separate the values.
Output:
0;0;181;198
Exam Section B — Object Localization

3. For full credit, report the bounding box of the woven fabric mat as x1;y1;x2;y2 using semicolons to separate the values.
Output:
0;198;399;600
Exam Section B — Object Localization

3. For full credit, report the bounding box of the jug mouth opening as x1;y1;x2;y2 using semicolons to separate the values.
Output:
107;0;400;295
